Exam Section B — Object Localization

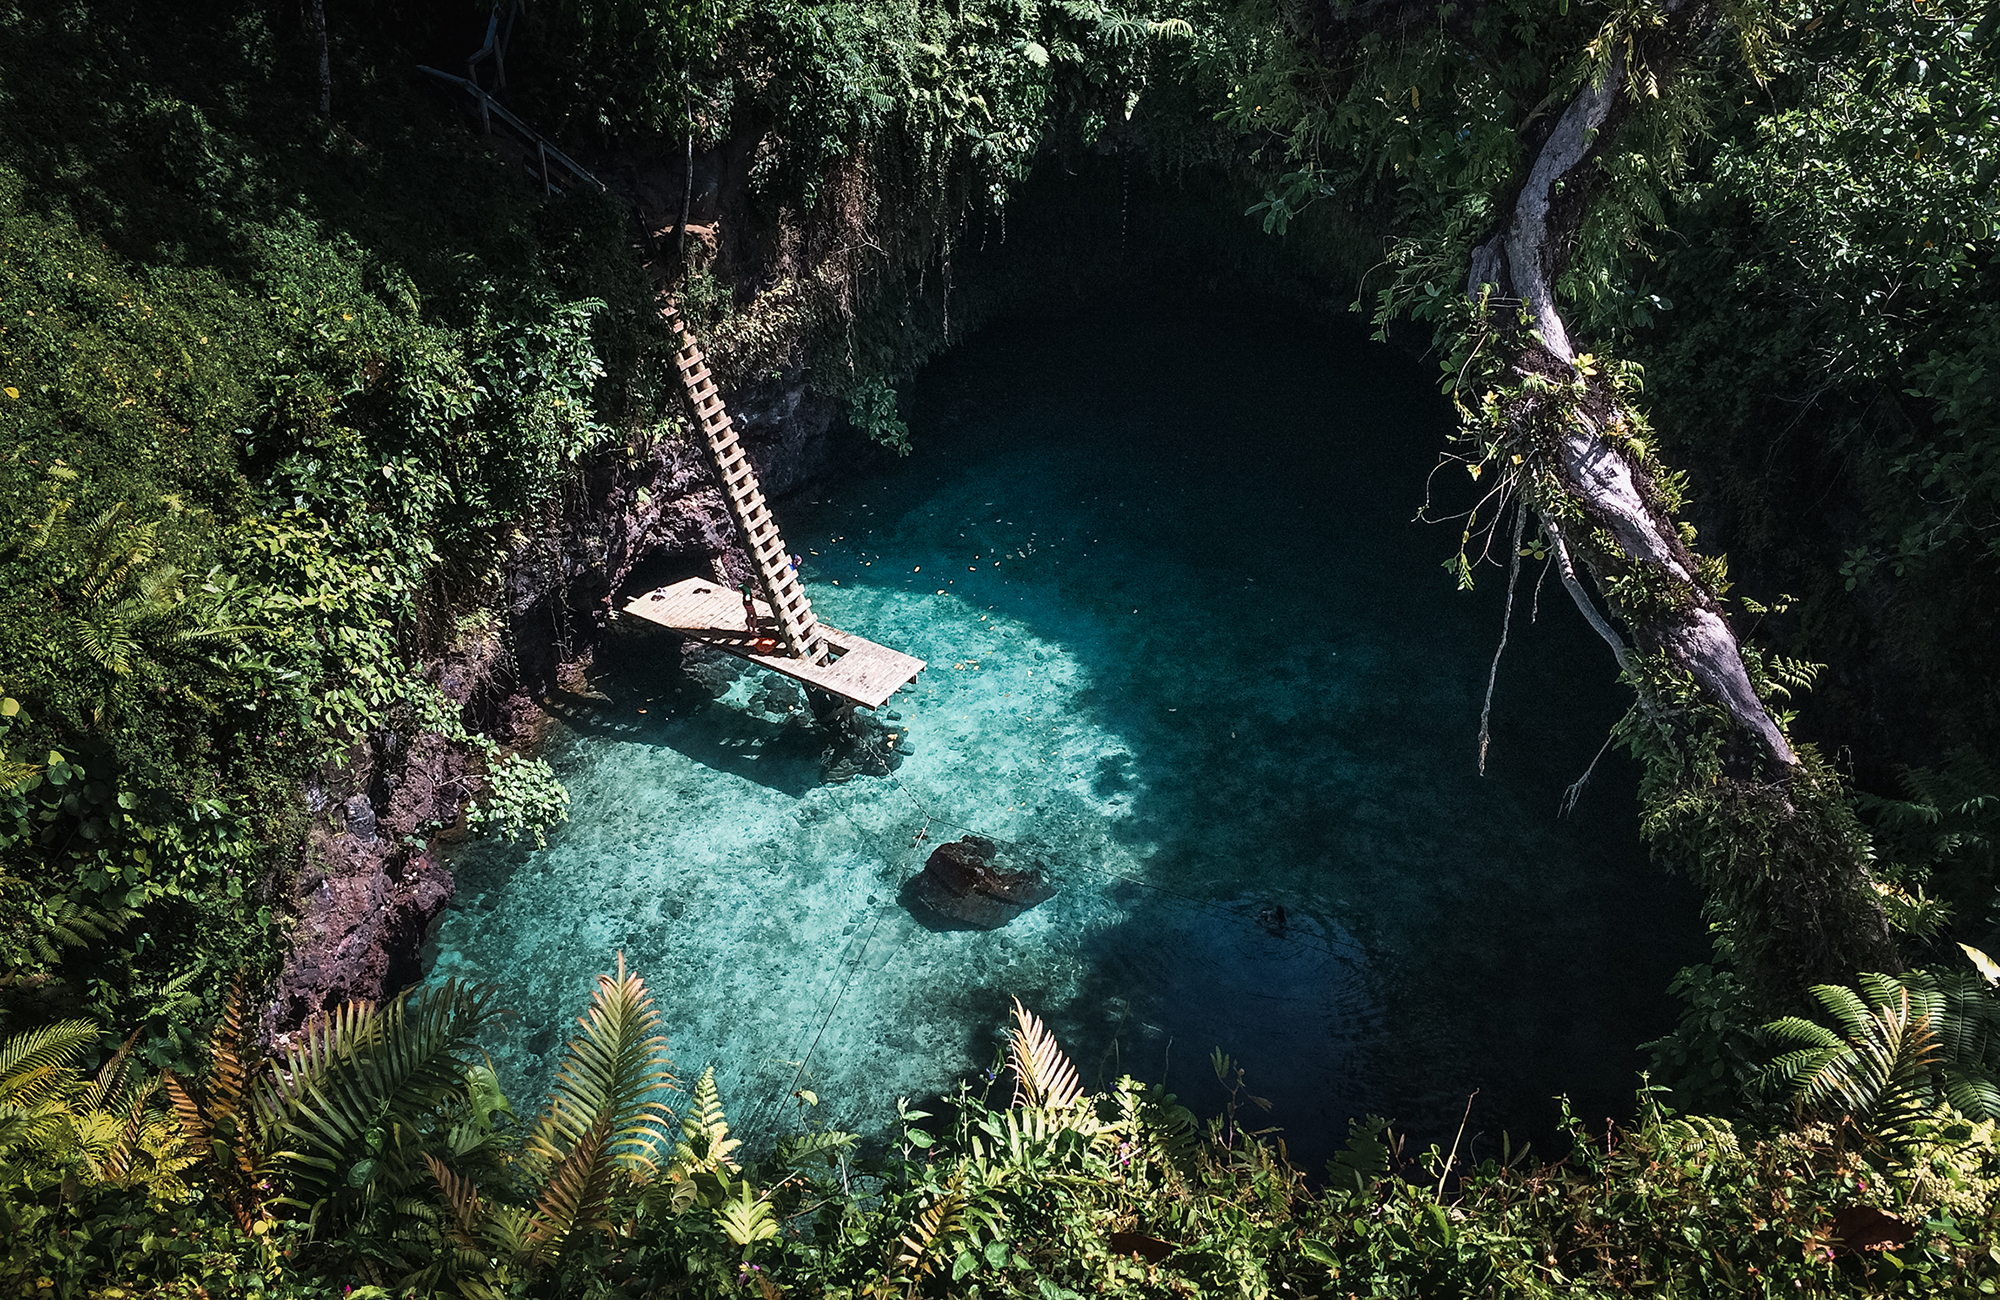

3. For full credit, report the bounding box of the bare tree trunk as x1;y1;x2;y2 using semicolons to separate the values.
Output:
1467;36;1793;767
677;91;694;262
1464;3;1898;996
308;0;331;116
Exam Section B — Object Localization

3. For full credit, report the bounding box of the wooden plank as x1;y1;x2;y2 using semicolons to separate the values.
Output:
621;577;923;709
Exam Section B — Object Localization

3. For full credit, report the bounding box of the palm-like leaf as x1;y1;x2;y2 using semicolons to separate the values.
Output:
895;1177;968;1279
265;978;500;1223
1008;999;1081;1109
0;1018;97;1107
166;980;275;1228
521;953;677;1262
1764;978;1941;1143
0;1018;95;1154
0;1021;195;1199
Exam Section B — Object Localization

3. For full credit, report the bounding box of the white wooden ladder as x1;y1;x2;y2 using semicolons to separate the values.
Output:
662;309;827;665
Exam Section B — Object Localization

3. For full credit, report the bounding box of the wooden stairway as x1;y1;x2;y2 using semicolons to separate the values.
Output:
662;309;827;665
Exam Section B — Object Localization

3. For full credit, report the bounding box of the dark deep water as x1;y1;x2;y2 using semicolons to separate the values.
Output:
428;290;1705;1172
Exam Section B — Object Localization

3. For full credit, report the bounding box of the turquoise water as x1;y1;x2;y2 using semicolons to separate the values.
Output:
427;293;1703;1169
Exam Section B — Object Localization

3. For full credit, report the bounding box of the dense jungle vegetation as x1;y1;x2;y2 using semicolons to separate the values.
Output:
2;0;1998;1293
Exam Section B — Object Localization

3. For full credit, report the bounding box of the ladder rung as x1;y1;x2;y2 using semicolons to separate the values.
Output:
668;313;817;635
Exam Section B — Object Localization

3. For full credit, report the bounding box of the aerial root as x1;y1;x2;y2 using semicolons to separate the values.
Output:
1561;709;1634;816
1477;506;1527;775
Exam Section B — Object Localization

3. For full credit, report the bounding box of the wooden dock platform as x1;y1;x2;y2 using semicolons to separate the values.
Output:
623;577;925;710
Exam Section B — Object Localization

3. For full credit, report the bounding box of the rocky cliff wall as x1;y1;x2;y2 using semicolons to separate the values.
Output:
264;370;837;1039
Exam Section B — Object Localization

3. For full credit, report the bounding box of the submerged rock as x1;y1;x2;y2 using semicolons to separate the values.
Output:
906;836;1055;930
818;698;907;782
683;644;742;699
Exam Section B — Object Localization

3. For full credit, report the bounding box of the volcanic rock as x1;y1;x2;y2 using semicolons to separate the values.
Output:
907;836;1055;929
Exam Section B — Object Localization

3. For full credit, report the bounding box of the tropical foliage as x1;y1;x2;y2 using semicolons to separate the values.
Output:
2;971;1996;1296
3;0;2000;1292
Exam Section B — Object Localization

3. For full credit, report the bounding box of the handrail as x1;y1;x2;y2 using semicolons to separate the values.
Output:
415;65;606;194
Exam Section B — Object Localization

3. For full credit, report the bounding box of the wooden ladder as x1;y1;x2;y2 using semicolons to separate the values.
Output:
663;309;828;665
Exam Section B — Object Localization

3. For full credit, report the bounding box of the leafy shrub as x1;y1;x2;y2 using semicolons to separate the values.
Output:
466;753;571;850
844;375;911;456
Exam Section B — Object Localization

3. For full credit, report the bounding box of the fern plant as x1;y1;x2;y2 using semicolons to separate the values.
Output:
415;954;686;1293
263;978;503;1231
1007;998;1082;1110
0;1017;194;1202
23;500;259;721
0;1018;101;1159
58;1036;199;1200
518;953;678;1262
162;980;277;1231
1762;956;2000;1155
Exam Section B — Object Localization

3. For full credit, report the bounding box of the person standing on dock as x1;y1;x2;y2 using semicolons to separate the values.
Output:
740;581;758;636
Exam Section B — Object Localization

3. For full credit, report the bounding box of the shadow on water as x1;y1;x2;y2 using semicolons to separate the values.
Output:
432;286;1704;1174
781;288;1702;1157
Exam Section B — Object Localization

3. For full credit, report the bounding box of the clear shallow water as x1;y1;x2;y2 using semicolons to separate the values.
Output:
427;293;1703;1170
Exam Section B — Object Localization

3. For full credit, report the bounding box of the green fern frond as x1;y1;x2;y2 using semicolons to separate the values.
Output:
522;953;677;1263
895;1177;968;1279
716;1178;779;1247
776;1129;858;1169
671;1065;740;1175
1763;978;1943;1143
1651;1111;1740;1157
0;1019;97;1105
1008;999;1082;1110
267;979;500;1219
72;611;139;676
